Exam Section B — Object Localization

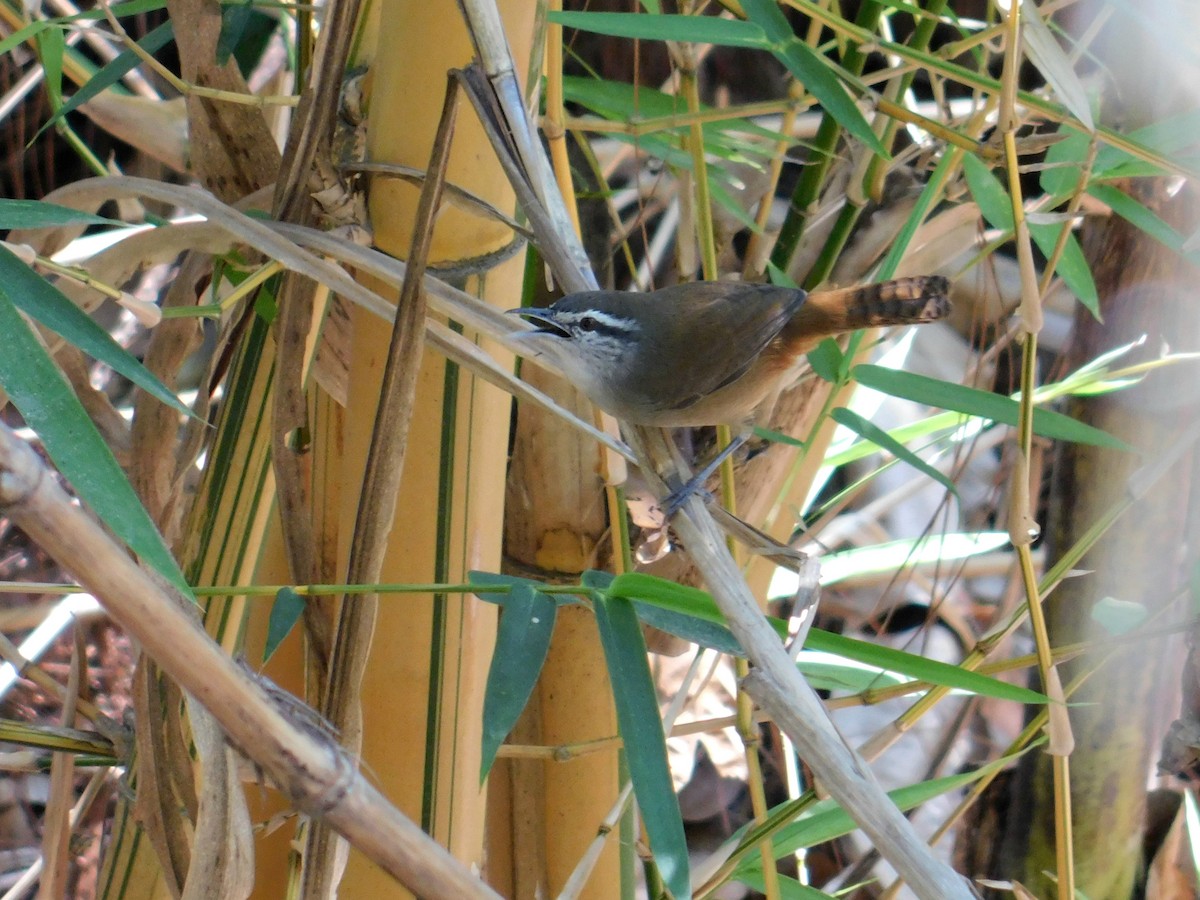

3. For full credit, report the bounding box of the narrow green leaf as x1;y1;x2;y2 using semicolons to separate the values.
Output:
852;363;1131;450
772;38;885;156
0;245;193;419
830;407;958;497
480;583;557;782
795;653;908;693
807;338;843;383
814;532;1010;585
560;76;788;145
0;290;188;593
709;178;761;232
594;595;690;900
1039;128;1091;197
963;153;1099;314
58;0;170;23
608;572;789;641
631;600;745;657
0;199;123;229
580;568;615;591
36;27;66;111
37;21;175;142
962;152;1012;229
735;871;833;899
739;0;885;155
0;21;52;58
549;11;770;49
733;749;1033;876
1048;230;1099;315
737;0;793;43
217;0;256;65
1089;183;1200;268
801;627;1046;704
754;426;805;448
264;587;305;663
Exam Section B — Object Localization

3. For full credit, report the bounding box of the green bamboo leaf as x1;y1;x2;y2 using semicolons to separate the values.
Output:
631;600;745;657
0;289;188;594
607;571;790;641
795;653;908;693
0;21;52;58
737;0;792;42
0;199;123;229
732;748;1033;877
737;0;884;154
554;9;882;155
264;587;305;663
57;0;169;23
806;338;844;383
594;595;690;900
37;21;174;141
1049;230;1098;314
549;10;769;49
802;622;1046;704
217;0;256;65
709;178;761;232
0;246;193;419
1039;128;1091;197
36;27;66;111
813;532;1009;584
480;583;557;782
1089;183;1200;268
742;0;884;155
561;76;788;145
613;570;1041;702
769;38;886;156
962;153;1098;314
736;871;838;898
830;407;958;497
852;363;1130;450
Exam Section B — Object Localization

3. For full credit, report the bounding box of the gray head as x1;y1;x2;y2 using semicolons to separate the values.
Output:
507;292;648;418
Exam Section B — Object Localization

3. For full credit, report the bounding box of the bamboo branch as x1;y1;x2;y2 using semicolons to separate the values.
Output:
0;421;500;899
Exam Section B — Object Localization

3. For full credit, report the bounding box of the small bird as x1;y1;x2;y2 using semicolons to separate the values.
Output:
509;275;951;428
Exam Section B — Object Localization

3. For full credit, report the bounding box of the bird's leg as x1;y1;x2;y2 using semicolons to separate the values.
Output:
660;431;751;519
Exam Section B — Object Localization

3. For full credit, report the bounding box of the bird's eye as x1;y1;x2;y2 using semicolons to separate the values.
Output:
578;315;597;332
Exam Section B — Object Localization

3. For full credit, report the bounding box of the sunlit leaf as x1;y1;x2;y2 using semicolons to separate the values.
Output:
802;624;1044;703
852;364;1129;450
830;407;958;496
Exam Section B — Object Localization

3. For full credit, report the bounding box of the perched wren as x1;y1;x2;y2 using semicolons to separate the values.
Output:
508;275;951;427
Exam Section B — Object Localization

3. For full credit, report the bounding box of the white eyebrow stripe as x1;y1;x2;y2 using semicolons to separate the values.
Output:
557;309;639;334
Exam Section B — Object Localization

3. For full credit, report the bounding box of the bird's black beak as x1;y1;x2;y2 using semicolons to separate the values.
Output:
506;307;570;339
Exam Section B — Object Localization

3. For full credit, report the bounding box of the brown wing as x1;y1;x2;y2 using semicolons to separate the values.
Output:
636;282;808;415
